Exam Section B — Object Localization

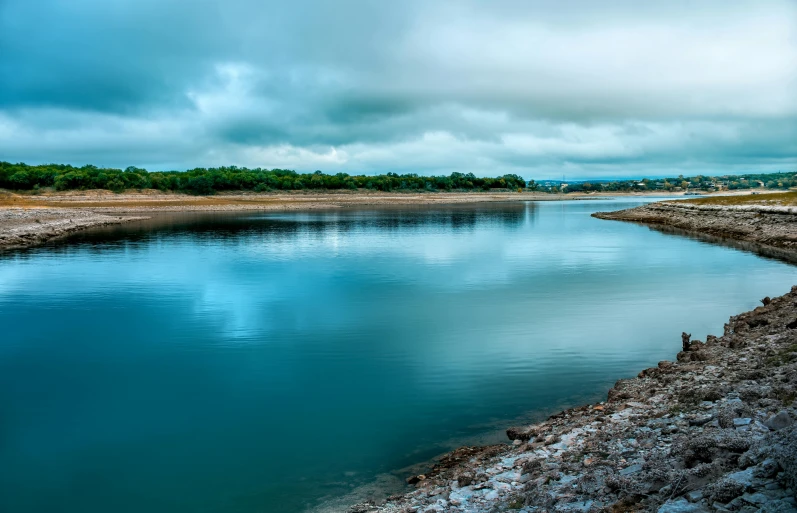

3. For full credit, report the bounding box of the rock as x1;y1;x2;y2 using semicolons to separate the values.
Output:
754;458;780;479
658;497;709;513
556;500;594;512
733;418;753;427
709;476;747;503
772;425;797;492
725;468;755;488
764;411;794;431
685;490;704;503
741;492;769;505
760;500;797;512
455;472;474;487
619;463;643;475
689;414;713;426
558;474;577;484
506;426;535;441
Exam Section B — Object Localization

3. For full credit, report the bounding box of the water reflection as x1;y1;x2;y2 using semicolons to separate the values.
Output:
0;199;794;513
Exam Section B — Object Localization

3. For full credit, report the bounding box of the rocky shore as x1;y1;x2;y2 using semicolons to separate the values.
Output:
350;203;797;513
593;202;797;254
0;208;147;250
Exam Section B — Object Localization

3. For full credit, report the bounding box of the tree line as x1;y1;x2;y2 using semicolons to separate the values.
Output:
540;172;797;193
0;162;530;194
0;161;794;195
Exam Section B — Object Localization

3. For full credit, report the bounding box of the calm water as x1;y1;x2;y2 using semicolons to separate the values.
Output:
1;199;795;513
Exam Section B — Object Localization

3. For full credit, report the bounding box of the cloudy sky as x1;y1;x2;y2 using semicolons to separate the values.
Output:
1;0;795;179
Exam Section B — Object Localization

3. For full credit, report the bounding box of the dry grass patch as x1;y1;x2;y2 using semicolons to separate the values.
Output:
677;191;797;207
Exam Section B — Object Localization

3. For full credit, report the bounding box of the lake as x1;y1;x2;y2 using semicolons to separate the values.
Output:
1;198;794;513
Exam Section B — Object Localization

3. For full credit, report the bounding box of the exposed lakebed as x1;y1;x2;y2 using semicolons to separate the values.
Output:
1;198;795;513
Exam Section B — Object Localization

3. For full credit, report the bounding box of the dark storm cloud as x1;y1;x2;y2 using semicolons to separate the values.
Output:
0;0;795;177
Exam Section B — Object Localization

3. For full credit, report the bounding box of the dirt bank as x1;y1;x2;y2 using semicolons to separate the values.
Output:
349;204;797;513
0;189;570;211
593;202;797;253
0;208;148;250
0;190;561;249
0;189;768;250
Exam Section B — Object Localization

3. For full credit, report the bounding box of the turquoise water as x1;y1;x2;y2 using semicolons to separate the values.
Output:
0;199;794;513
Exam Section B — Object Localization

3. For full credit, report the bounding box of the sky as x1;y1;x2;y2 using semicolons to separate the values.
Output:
0;0;796;179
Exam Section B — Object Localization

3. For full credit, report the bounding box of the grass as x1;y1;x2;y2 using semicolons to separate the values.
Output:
680;190;797;207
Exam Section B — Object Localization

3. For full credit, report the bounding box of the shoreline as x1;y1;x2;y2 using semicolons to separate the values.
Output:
593;202;797;255
0;189;772;251
349;202;797;513
0;190;610;251
2;194;795;511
